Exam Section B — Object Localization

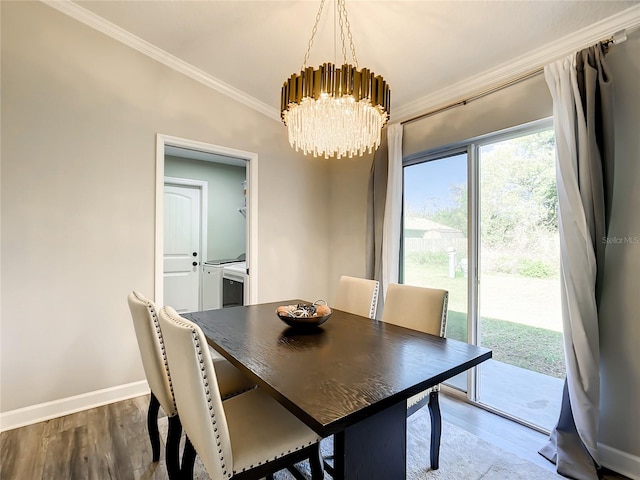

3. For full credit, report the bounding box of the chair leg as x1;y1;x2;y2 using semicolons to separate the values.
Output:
147;392;161;462
428;390;442;470
181;434;197;480
309;443;324;479
166;414;182;480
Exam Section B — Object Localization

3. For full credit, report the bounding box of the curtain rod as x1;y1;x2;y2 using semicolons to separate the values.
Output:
400;68;543;126
400;30;628;127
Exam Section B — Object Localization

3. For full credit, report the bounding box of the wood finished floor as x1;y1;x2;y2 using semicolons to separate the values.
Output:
0;393;630;480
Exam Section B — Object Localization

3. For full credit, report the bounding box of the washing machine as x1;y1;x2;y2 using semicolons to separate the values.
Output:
202;263;223;310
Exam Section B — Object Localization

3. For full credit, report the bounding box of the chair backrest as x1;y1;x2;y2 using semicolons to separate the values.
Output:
158;306;232;479
334;275;380;319
381;283;448;337
127;291;177;417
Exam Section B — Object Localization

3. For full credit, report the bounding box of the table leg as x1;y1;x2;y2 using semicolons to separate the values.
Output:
333;401;406;480
428;391;441;470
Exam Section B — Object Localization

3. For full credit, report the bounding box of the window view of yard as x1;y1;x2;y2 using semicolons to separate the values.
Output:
403;129;565;383
404;254;565;378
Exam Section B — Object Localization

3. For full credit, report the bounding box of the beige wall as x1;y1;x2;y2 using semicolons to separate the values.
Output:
403;72;552;157
1;1;329;412
327;154;373;301
598;29;640;458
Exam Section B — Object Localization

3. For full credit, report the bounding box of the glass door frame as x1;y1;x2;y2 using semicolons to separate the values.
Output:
401;118;555;426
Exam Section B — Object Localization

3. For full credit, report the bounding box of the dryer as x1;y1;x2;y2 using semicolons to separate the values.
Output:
203;257;246;309
222;261;247;307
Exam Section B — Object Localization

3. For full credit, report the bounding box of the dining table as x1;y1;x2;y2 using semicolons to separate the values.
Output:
183;300;492;480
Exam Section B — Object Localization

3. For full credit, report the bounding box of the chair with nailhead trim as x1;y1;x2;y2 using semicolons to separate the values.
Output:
322;275;379;476
128;291;255;479
333;275;380;319
382;283;449;470
158;305;324;480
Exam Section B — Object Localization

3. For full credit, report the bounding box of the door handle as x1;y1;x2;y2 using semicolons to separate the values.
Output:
192;261;198;267
193;252;198;257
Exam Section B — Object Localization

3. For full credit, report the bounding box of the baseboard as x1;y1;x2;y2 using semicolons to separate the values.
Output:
0;380;150;432
599;442;640;480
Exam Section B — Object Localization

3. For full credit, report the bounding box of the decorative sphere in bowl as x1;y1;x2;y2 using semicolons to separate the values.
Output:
276;301;331;328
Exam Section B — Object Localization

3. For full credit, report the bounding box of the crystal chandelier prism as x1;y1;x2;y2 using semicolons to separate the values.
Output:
280;0;390;159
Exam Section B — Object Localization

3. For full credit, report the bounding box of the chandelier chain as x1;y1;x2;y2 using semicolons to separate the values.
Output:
303;0;326;69
338;0;347;64
303;0;359;69
339;0;358;68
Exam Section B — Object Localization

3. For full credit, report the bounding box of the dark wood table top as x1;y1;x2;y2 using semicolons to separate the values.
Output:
184;300;491;437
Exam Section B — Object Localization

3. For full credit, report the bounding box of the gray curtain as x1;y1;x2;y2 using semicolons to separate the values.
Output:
366;127;389;284
540;43;614;480
575;45;615;295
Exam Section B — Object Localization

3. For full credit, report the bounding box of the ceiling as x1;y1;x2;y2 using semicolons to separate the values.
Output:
67;1;638;123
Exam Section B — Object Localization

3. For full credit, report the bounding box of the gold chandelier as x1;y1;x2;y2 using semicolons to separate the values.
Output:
280;0;390;159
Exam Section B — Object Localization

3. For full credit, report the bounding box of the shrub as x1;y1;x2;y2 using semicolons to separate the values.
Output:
488;254;521;275
519;259;555;278
407;251;448;266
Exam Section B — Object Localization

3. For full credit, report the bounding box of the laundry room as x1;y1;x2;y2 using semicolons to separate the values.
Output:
163;146;247;312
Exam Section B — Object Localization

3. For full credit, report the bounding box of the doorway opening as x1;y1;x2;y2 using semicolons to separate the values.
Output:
155;134;258;310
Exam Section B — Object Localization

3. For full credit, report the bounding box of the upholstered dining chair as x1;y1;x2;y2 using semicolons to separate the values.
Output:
381;283;449;470
333;275;380;319
127;291;255;479
322;275;380;476
157;305;324;480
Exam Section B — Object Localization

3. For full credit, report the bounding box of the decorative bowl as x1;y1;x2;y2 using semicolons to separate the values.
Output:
277;312;331;329
276;301;331;329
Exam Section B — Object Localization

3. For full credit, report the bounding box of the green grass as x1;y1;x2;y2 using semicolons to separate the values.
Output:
404;257;566;379
446;310;566;378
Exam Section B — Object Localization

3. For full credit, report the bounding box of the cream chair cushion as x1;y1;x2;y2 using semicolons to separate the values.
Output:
382;283;449;402
212;356;255;399
224;389;320;475
381;283;448;336
127;291;176;417
334;275;380;319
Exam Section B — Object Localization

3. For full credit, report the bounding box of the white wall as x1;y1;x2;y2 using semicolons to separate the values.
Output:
1;1;329;416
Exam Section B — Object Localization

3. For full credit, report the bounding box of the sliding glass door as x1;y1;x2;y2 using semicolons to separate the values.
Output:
402;151;469;392
402;121;564;431
476;128;563;430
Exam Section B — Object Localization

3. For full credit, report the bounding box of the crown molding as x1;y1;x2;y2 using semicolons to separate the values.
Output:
42;1;638;126
43;0;281;122
392;4;640;124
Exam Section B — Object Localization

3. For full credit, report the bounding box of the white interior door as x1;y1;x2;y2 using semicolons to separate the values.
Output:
164;184;201;313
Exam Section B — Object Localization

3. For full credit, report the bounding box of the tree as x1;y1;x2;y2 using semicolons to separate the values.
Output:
479;130;557;248
406;129;558;259
428;183;468;236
